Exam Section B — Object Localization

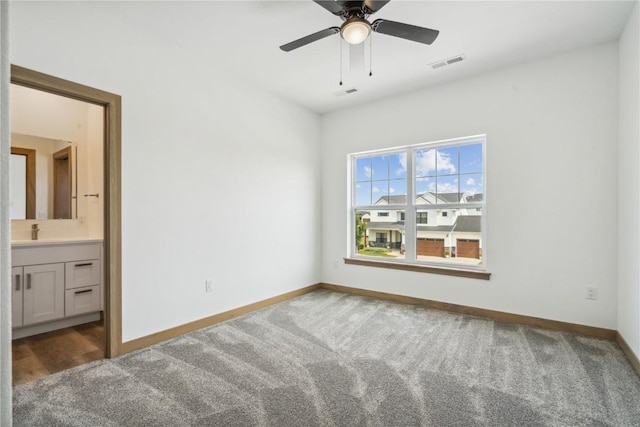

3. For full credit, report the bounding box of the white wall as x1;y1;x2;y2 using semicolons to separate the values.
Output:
8;1;321;341
0;1;11;424
321;42;619;329
617;4;640;359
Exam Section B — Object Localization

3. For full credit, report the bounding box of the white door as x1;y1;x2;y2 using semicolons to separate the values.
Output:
23;263;65;325
12;267;23;328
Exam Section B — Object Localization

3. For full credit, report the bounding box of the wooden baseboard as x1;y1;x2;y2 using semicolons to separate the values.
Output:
120;281;624;356
616;332;640;377
121;284;321;354
319;283;617;340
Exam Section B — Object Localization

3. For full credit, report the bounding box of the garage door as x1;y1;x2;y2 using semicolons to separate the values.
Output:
417;238;444;257
457;239;480;258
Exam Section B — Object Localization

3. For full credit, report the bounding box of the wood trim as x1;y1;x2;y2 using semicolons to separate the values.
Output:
11;65;123;358
616;332;640;377
344;257;491;280
52;146;72;219
121;284;322;354
10;146;35;219
320;283;617;340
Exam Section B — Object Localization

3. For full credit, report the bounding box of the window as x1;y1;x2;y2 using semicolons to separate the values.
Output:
351;135;485;271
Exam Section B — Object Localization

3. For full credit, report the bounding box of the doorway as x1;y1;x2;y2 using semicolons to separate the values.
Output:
10;65;122;384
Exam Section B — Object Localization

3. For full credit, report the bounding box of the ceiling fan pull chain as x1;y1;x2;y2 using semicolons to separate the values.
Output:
369;34;373;77
339;38;343;85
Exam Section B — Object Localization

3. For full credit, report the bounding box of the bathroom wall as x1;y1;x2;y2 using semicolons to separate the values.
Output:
10;84;104;240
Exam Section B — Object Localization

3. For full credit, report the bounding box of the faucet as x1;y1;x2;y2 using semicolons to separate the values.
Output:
31;223;40;240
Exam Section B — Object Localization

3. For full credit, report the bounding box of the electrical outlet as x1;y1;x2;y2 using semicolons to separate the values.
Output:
585;287;598;300
205;279;213;293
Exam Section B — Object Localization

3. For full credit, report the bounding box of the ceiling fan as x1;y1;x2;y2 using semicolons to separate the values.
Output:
279;0;439;52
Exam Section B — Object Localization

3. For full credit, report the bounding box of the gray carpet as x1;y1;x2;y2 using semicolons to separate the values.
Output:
13;289;640;426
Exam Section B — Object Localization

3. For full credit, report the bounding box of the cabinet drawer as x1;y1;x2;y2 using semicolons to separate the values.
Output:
65;285;100;317
65;260;101;290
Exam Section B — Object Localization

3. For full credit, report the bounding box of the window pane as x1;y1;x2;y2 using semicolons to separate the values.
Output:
389;179;407;199
416;177;435;204
436;175;459;201
355;209;405;260
371;155;389;180
415;148;436;177
416;208;482;266
356;157;373;182
459;143;483;174
437;146;458;176
371;181;388;203
355;182;371;206
389;153;407;179
460;173;483;202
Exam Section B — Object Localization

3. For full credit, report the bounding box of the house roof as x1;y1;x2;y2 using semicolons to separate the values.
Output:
452;215;481;233
374;192;483;205
367;222;405;231
369;215;481;233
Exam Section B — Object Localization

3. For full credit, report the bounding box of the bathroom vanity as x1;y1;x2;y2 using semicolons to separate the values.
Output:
11;239;103;339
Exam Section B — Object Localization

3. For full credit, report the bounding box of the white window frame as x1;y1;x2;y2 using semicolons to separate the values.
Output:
349;134;487;271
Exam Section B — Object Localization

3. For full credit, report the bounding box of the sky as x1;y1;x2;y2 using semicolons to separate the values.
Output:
354;141;483;206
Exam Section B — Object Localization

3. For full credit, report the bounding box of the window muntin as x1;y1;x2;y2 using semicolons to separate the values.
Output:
351;136;485;270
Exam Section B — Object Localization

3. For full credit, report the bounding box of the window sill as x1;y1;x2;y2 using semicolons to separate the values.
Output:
343;257;491;280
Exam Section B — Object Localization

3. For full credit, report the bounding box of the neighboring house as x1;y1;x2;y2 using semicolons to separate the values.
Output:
365;192;483;259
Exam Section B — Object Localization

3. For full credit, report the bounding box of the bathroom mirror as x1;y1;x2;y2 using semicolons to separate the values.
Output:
10;133;77;220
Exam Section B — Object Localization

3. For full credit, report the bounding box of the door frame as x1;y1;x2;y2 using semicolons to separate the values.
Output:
11;64;122;357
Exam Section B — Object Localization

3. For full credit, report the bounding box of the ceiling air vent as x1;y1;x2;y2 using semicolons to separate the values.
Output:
334;87;358;96
430;54;466;70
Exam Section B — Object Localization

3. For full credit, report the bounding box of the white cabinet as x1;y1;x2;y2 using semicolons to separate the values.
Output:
64;259;101;316
22;264;65;325
11;240;103;338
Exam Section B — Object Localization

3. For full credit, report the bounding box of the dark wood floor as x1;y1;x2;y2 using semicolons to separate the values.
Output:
12;320;104;386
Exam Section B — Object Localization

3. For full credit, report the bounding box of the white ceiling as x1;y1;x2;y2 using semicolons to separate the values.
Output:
126;1;636;114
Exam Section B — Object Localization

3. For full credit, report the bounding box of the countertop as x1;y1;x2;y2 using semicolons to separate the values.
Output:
11;237;104;247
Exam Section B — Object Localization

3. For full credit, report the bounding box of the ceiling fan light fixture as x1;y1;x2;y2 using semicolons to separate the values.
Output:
341;18;371;45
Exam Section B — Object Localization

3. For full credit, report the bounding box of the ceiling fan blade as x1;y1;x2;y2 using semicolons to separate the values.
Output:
371;19;439;45
313;0;345;16
280;27;340;52
364;0;390;13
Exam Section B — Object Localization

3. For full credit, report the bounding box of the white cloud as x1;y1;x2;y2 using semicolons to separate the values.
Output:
396;152;407;176
466;178;476;186
364;166;373;178
389;187;395;194
372;186;380;193
416;149;456;175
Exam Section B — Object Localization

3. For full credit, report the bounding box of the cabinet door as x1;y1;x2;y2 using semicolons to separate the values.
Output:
12;267;23;328
23;263;65;325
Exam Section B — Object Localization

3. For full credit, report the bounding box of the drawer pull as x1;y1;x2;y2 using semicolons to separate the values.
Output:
26;273;31;290
15;274;21;291
75;289;93;295
75;262;93;267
